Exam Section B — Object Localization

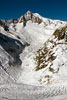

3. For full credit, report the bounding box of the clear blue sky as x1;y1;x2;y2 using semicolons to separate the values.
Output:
0;0;67;21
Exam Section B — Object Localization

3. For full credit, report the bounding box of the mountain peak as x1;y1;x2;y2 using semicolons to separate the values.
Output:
19;11;42;25
25;10;32;14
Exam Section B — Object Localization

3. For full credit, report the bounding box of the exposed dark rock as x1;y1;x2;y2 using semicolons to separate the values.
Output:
0;20;9;31
19;11;42;26
53;24;67;41
0;33;25;66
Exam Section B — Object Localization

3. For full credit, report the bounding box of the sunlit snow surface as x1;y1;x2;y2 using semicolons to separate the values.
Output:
12;19;66;86
0;12;67;99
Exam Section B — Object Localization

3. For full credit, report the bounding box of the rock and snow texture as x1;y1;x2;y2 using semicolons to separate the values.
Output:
0;11;67;99
33;23;67;85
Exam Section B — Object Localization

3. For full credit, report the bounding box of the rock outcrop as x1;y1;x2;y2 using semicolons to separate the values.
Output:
19;11;42;26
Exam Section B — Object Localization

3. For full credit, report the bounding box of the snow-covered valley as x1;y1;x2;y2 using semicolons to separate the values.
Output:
0;11;67;99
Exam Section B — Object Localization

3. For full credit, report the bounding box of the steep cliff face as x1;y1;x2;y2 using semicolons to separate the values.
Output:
0;25;26;83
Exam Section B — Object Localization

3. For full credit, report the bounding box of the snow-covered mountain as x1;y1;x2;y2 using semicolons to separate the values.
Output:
0;11;67;87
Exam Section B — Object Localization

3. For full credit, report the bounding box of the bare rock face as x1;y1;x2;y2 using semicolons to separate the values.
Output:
24;11;33;21
53;24;67;41
19;11;33;23
19;11;42;26
32;15;42;24
0;33;25;65
0;20;9;31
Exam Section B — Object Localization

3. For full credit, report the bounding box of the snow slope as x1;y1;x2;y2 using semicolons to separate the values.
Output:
0;11;66;85
0;11;67;99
